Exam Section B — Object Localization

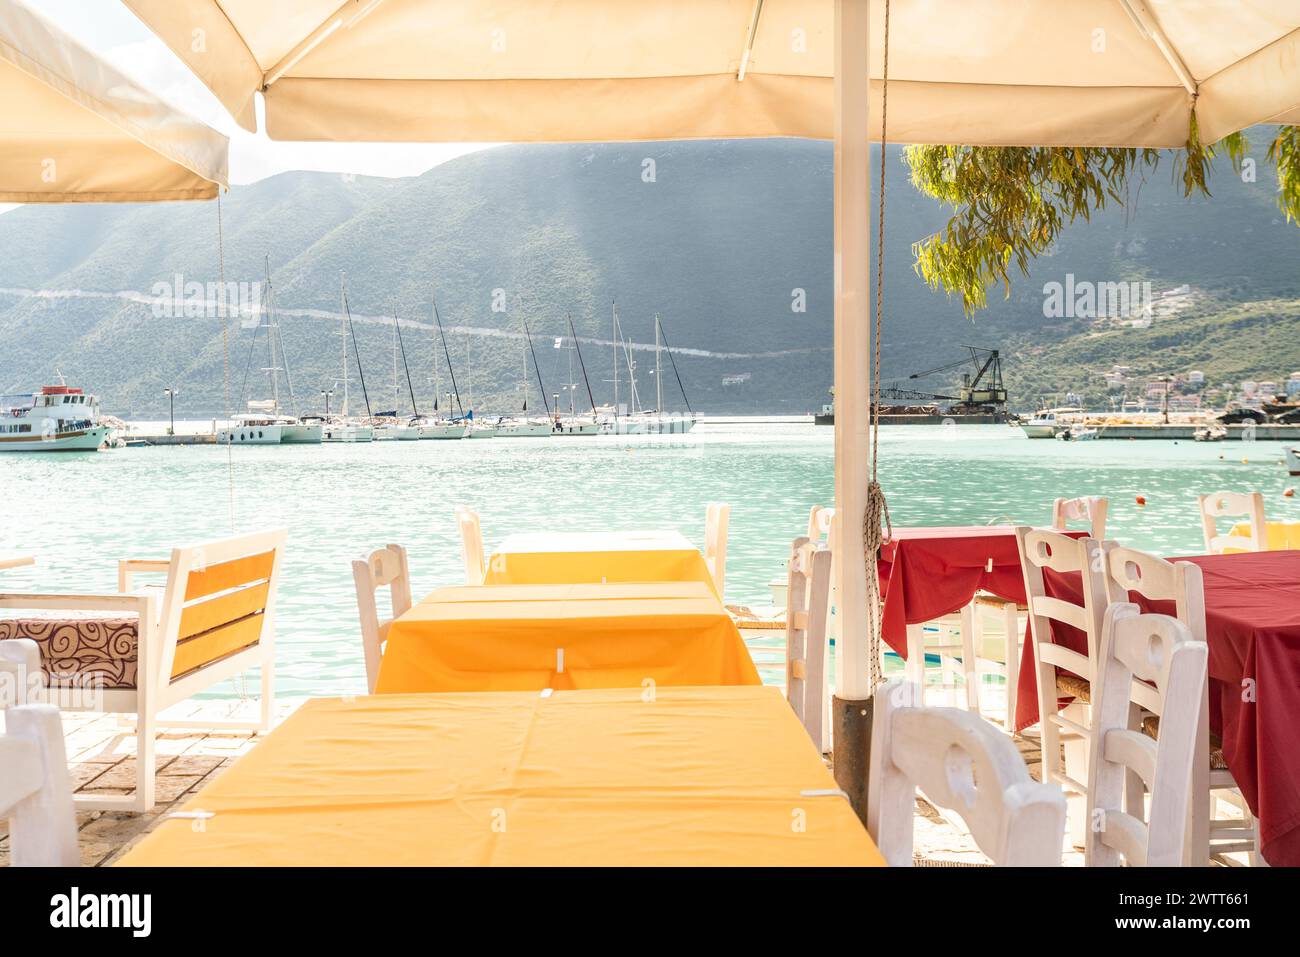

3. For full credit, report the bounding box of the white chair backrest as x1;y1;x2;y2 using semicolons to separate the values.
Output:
784;536;831;749
455;506;485;584
1086;604;1207;867
351;544;412;694
1103;544;1206;712
1016;527;1108;683
806;505;834;544
1052;496;1107;539
867;679;1066;867
704;502;730;597
0;703;78;866
1198;491;1267;554
0;638;42;708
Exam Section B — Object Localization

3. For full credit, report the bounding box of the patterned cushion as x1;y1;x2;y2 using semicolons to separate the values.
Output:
0;614;138;690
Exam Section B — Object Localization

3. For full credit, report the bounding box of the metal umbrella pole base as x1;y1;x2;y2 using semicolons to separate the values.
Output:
832;693;873;826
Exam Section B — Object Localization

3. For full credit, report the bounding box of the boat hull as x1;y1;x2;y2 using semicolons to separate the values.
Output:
0;425;111;452
217;424;284;445
417;423;469;440
322;425;374;443
280;423;323;444
496;421;552;437
1288;447;1300;476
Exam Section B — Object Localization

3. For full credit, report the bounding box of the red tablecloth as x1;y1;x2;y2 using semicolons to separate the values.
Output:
1014;550;1300;867
879;526;1084;657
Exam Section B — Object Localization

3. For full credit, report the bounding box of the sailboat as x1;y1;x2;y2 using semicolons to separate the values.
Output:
552;314;601;435
497;318;555;437
321;274;374;442
412;291;469;439
373;310;421;440
219;258;323;445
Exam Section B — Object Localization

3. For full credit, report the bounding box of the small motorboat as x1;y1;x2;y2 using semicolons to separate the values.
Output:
1194;425;1228;442
1055;424;1098;442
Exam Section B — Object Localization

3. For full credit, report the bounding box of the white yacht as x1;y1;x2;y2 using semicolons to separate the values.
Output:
217;413;285;445
496;417;553;438
552;416;602;436
1020;407;1086;439
0;385;112;451
321;419;374;442
414;417;469;440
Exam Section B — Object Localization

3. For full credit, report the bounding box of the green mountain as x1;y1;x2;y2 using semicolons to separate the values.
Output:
1;138;1298;417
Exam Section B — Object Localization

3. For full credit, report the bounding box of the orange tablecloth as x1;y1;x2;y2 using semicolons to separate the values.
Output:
117;686;883;866
483;530;715;593
375;582;760;693
1229;521;1300;551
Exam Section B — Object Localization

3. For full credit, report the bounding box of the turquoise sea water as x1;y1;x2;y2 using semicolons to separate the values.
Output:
1;420;1295;698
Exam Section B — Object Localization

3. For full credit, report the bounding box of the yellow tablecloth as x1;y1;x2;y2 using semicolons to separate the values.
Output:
117;686;884;866
376;582;759;693
484;530;716;594
1228;521;1300;551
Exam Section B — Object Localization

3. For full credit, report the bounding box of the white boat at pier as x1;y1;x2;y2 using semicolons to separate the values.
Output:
0;385;112;452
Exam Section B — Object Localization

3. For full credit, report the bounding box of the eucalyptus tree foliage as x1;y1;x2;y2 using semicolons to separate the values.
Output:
906;123;1297;314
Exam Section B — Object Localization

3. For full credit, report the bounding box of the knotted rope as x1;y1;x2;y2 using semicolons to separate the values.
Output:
863;0;893;691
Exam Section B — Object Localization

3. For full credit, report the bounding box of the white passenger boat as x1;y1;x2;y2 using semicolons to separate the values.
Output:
1286;447;1299;476
1020;407;1086;439
0;385;112;451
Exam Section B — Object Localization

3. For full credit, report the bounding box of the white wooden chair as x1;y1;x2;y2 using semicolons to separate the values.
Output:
1086;603;1207;867
867;678;1067;866
1105;545;1258;865
1016;526;1108;844
1052;496;1109;539
960;498;1109;729
455;506;485;584
806;505;834;544
704;503;730;597
351;544;412;694
0;528;286;812
0;637;41;707
783;536;830;751
1198;491;1267;554
1;703;78;866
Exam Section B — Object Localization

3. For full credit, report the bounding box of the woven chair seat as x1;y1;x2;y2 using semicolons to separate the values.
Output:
1140;714;1229;771
1055;672;1091;703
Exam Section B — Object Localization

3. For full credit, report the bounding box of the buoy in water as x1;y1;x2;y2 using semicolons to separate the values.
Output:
1242;458;1249;464
1286;488;1296;498
1135;495;1147;507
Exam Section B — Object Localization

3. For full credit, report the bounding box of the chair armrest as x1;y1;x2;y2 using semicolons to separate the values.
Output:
0;591;157;616
117;559;170;593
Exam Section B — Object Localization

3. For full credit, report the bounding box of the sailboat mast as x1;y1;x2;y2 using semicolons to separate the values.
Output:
269;269;298;416
340;273;349;417
393;309;420;417
655;315;663;414
567;313;597;417
611;301;618;416
656;316;694;415
342;279;373;419
265;256;280;413
431;293;464;418
391;311;400;412
522;318;551;416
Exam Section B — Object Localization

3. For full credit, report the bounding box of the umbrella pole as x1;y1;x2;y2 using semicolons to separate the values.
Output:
831;0;874;824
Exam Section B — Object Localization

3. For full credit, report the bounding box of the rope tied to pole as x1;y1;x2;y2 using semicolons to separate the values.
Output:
863;0;893;692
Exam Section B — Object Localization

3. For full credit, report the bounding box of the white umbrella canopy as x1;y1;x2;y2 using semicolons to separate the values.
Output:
0;0;227;203
123;0;1300;147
